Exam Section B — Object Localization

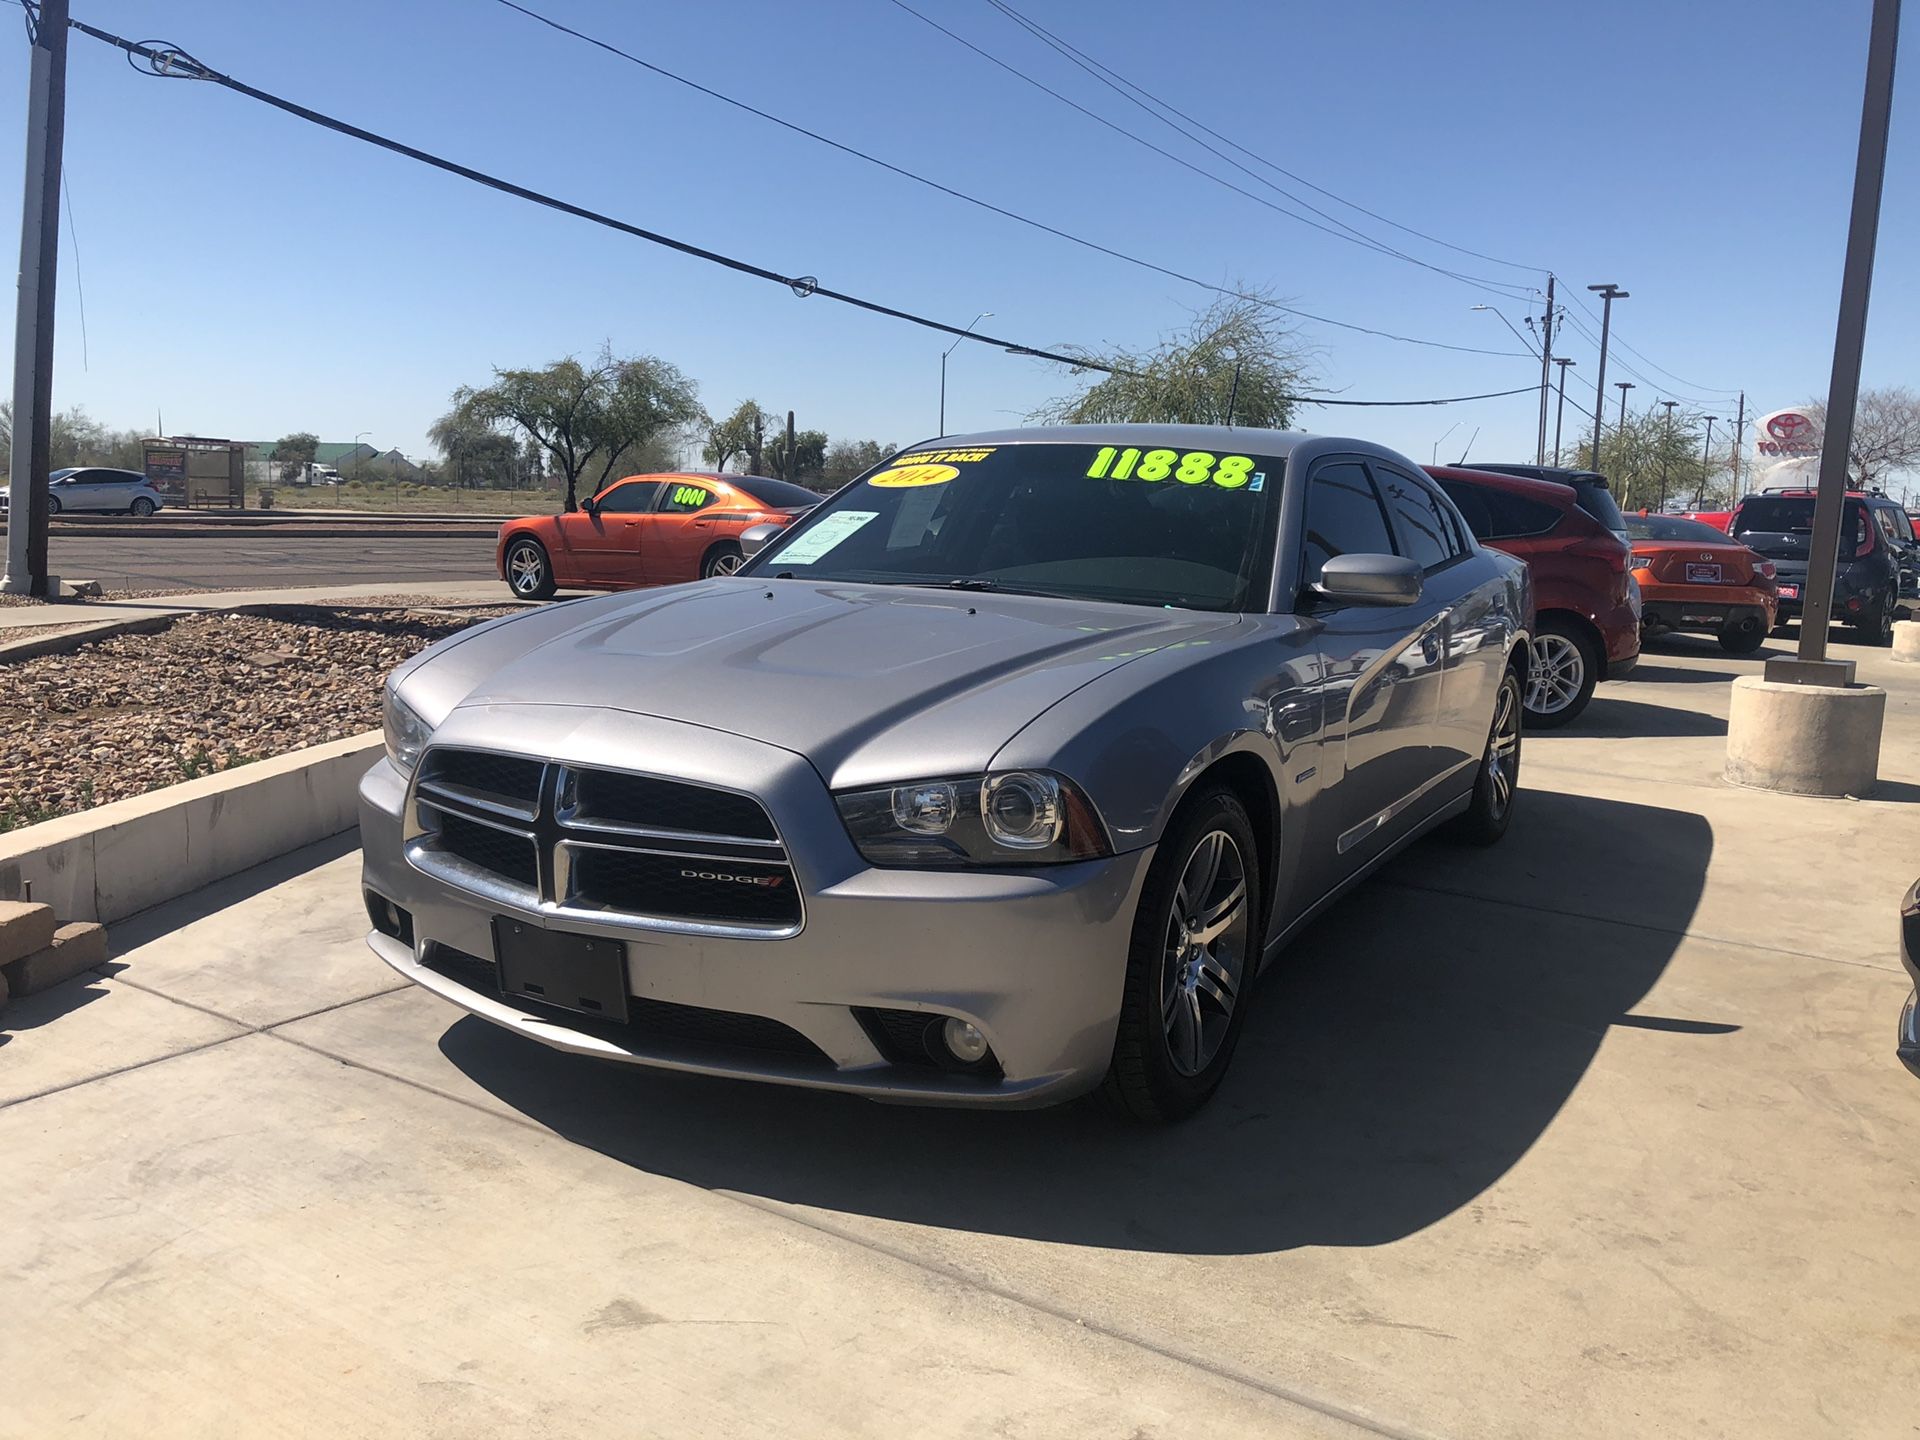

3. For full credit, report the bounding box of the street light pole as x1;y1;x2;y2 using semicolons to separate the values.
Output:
1697;417;1720;507
1615;381;1635;430
939;311;993;435
1553;358;1576;464
1587;284;1629;470
1659;400;1678;511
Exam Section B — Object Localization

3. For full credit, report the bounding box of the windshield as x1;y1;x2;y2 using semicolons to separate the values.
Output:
1623;514;1736;544
745;440;1282;612
731;475;821;509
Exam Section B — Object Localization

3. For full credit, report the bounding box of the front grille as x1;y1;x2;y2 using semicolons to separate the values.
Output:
422;945;829;1064
435;811;539;888
572;769;776;840
426;749;544;808
408;748;802;934
569;847;800;925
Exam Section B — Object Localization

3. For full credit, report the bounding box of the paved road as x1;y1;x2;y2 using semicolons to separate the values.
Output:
4;638;1916;1439
48;530;500;591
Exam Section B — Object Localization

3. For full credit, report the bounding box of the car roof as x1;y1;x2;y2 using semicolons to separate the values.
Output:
1425;464;1581;505
928;423;1335;455
1461;462;1609;486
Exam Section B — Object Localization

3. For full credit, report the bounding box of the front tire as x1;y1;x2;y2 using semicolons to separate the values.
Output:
1104;785;1261;1124
1448;667;1522;846
701;541;745;578
47;494;61;516
1525;617;1599;728
504;537;555;600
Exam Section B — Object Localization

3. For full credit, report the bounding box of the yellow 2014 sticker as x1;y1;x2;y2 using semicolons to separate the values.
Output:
869;462;959;488
1085;447;1258;489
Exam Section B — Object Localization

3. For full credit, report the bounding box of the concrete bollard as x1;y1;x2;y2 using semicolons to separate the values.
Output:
1725;675;1886;797
1893;620;1920;663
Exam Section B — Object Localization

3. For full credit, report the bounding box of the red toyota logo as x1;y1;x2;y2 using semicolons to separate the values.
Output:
1769;413;1813;441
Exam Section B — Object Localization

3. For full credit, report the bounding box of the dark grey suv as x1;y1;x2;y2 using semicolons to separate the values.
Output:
1729;492;1909;644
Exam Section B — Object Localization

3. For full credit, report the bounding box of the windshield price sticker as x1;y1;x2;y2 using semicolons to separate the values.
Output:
869;463;960;488
1085;447;1258;489
774;510;879;564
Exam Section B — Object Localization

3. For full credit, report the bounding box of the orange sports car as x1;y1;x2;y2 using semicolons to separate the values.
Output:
1623;511;1778;654
496;471;820;599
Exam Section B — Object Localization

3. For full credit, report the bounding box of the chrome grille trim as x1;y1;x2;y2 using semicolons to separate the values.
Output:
405;747;804;939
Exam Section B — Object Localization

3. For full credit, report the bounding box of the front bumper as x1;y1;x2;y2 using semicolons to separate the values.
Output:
358;712;1153;1108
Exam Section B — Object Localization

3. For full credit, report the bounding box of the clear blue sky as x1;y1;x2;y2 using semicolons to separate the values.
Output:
1;0;1913;468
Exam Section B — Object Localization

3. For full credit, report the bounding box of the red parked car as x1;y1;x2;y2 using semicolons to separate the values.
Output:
1428;465;1640;727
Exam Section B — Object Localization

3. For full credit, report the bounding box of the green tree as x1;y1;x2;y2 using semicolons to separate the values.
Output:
822;438;894;486
1586;405;1739;511
451;344;702;509
274;431;319;483
1034;292;1312;429
429;408;520;489
765;428;828;484
1;403;143;474
702;400;770;474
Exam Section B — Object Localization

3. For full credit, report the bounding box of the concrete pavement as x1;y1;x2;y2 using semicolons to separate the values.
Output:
2;635;1916;1438
41;529;496;592
0;580;522;634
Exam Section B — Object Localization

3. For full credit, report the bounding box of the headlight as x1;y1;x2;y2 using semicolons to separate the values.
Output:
382;684;433;775
835;770;1110;867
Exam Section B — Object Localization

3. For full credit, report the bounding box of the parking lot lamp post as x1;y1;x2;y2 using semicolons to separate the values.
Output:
1552;358;1576;464
1659;400;1678;510
939;312;992;436
1696;417;1721;507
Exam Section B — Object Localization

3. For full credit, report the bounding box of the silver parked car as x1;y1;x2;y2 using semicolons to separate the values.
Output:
362;426;1532;1120
0;467;168;516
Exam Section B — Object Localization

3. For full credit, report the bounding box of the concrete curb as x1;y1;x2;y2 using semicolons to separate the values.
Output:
0;614;178;664
0;522;501;540
0;731;381;924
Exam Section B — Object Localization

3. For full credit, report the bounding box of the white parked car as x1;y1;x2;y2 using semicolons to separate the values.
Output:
8;467;170;516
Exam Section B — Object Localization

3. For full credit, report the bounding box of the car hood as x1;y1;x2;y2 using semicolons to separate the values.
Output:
433;578;1242;787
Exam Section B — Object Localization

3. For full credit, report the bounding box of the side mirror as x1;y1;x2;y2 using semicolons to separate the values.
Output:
739;521;783;560
1312;553;1423;607
579;496;599;517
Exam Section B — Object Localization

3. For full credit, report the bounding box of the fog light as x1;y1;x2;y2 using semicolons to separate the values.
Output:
942;1017;990;1064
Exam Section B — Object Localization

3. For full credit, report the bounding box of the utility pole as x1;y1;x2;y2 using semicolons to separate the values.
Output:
1553;358;1576;465
1586;283;1628;471
1536;275;1555;465
1659;400;1678;511
3;0;70;597
785;409;796;482
1696;417;1720;507
1730;391;1747;493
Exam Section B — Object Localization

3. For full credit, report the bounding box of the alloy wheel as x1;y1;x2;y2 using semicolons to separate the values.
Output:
1526;634;1584;715
1160;830;1250;1078
1487;679;1520;818
708;551;744;577
508;544;546;596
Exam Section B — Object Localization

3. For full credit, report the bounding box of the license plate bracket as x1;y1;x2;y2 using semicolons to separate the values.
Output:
1685;562;1723;583
492;918;629;1023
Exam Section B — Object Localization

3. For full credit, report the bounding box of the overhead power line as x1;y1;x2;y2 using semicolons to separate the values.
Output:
978;0;1547;281
484;0;1530;359
63;16;1538;411
887;0;1537;304
1561;290;1741;398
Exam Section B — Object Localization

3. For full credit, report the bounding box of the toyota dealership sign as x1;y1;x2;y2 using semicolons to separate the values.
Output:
1756;407;1823;459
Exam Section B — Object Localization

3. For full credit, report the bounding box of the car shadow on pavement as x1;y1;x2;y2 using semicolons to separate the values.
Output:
1568;696;1728;738
444;788;1712;1256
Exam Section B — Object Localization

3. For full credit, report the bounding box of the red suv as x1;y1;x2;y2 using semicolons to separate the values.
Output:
1428;466;1640;727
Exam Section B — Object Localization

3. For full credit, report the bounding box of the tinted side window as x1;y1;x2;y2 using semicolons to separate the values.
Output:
1302;461;1395;585
658;482;715;513
1438;479;1561;540
1374;465;1462;571
595;480;661;514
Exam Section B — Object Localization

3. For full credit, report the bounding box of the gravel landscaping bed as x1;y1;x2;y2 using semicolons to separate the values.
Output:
1;605;518;831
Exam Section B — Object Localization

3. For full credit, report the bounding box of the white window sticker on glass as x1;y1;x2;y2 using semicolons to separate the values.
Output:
774;510;879;565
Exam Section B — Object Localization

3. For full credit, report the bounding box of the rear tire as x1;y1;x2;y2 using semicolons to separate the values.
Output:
701;542;745;579
1717;622;1766;655
1448;667;1522;846
1854;591;1896;646
504;537;555;600
1524;617;1599;728
1103;785;1261;1124
130;496;156;518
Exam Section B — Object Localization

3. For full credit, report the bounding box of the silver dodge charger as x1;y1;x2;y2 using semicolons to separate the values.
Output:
361;425;1531;1120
